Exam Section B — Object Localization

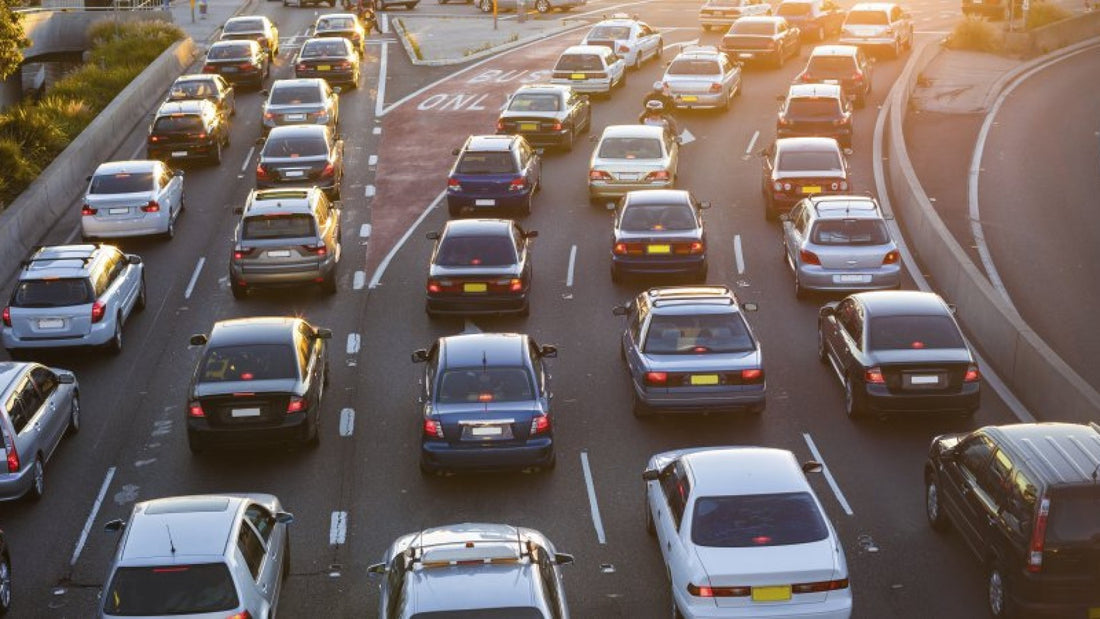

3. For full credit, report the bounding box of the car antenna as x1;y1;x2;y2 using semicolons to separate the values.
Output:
165;524;177;555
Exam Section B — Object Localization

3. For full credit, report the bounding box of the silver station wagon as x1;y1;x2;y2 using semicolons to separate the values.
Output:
0;361;79;502
81;160;185;241
589;124;680;205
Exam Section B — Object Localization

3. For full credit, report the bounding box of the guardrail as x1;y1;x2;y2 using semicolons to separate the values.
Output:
16;0;165;13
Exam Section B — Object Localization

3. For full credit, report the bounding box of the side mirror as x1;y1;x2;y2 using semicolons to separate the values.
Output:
802;460;824;474
315;328;333;340
524;230;539;239
948;303;958;314
641;469;659;481
779;213;790;222
173;169;184;177
776;94;786;102
611;305;629;316
58;373;76;384
451;148;461;156
819;303;838;318
589;134;599;143
189;334;208;347
333;86;342;95
742;302;758;312
539;345;557;358
699;201;711;210
367;562;387;576
425;231;440;241
104;519;126;533
260;89;269;96
85;174;93;182
554;553;575;566
275;511;295;524
411;349;429;363
128;255;142;265
233;207;244;215
255;137;266;145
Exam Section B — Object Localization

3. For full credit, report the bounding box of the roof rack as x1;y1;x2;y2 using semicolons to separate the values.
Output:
648;286;737;308
602;12;638;19
403;528;534;571
21;245;98;269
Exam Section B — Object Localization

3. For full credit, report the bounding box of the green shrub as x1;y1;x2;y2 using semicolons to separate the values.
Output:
0;137;41;205
1025;1;1071;29
35;95;95;138
946;16;1005;52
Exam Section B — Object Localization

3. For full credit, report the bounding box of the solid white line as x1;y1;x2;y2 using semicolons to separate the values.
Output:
353;270;366;290
71;466;117;566
130;141;144;160
369;191;445;288
368;155;378;166
802;433;854;516
346;333;360;355
240;145;255;173
580;451;607;544
733;235;744;275
566;245;577;287
745;130;760;156
339;408;355;436
329;511;347;545
375;35;388;118
365;184;376;198
360;223;372;237
184;257;204;300
381;13;389;34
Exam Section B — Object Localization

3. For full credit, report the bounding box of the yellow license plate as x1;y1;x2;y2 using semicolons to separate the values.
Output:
751;586;792;602
317;65;331;71
570;73;586;80
647;244;671;254
1089;608;1100;619
802;186;822;195
463;283;488;293
690;374;719;385
681;95;698;102
519;122;539;131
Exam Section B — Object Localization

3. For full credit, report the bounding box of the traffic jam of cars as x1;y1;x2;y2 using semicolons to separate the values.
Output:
2;0;1099;617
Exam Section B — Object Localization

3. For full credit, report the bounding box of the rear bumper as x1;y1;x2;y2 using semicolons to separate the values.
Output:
670;91;727;109
296;68;356;83
232;259;336;287
862;383;980;414
637;384;767;412
796;265;901;291
549;77;612;93
446;192;532;210
256;177;339;195
777;127;852;143
676;583;852;618
590;179;674;200
81;216;168;239
421;438;553;471
612;254;705;276
426;293;528;315
838;35;895;47
187;413;311;447
496;129;571;148
3;323;115;350
1008;572;1100;618
0;468;36;501
723;48;777;62
148;142;218;162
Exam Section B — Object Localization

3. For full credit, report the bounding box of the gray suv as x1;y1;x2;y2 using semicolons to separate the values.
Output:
2;244;145;356
0;361;79;502
230;188;341;298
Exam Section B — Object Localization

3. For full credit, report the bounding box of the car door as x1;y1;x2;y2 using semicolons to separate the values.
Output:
623;299;646;383
236;518;273;615
28;366;67;455
244;503;284;611
939;434;1001;559
156;165;179;221
639;23;659;60
826;297;862;375
653;462;692;590
782;201;806;265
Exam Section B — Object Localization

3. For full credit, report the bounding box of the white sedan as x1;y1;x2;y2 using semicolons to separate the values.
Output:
581;14;663;70
643;446;853;619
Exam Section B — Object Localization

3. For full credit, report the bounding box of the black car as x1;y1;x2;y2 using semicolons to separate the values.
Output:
776;0;846;41
202;40;269;90
220;15;280;57
186;317;331;452
256;125;344;199
147;100;230;165
425;218;536;318
795;44;873;107
496;84;592;151
166;74;236;118
776;83;853;148
412;333;557;474
818;290;980;418
295;37;361;88
719;16;801;68
924;422;1100;618
610;189;709;282
760;137;850;221
313;13;367;55
0;528;9;614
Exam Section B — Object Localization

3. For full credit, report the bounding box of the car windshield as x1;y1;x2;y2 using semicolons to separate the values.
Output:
644;313;755;354
620;204;696;231
589;25;631;39
12;278;94;307
153;115;203;133
846;9;888;24
777;2;812;16
168;80;217;100
207;43;250;60
507;93;561;112
437;368;534;403
301;40;348;57
692;493;830;547
1046;487;1100;545
263;135;328;158
199;343;298;382
787;98;841;117
598;137;663;160
555;53;604;71
90;172;154;194
102;563;239;616
867;315;966;351
318;17;355;29
456;152;517;174
777;149;843;171
411;609;546;619
806;55;856;75
667;59;720;76
224;18;263;33
728;21;776;35
811;218;889;245
435;235;517;267
269;86;323;105
242;214;316;239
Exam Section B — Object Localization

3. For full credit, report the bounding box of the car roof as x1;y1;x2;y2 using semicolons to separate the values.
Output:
787;83;844;99
464;135;518;152
207;317;301;347
984;423;1100;486
807;195;880;219
93;160;160;176
271;78;326;89
512;84;569;95
267;124;329;139
210;38;258;49
245;188;316;213
318;12;357;19
673;45;723;59
120;495;244;562
644;286;742;314
601;124;666;139
155;100;210;116
683;447;811;496
734;15;786;23
624;189;691;206
0;363;28;392
849;2;896;10
562;44;613;56
224;15;266;26
809;44;860;57
20;244;103;279
441;333;527;368
775;136;842;152
441;218;514;237
174;74;219;83
852;290;950;317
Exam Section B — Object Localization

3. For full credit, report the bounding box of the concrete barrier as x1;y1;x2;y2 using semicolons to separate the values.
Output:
0;37;197;289
1005;8;1100;56
886;38;1100;423
21;9;168;61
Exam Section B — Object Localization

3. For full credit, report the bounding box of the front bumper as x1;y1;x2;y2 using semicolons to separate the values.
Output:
421;438;553;472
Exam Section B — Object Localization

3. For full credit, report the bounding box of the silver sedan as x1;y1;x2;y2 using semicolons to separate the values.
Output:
661;45;742;111
81;160;184;241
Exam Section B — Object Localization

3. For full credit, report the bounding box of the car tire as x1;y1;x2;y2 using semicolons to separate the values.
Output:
231;279;247;300
561;125;574;152
0;550;11;615
321;267;338;295
306;420;320;447
817;326;829;363
632;393;651;419
891;38;901;59
535;0;550;12
610;263;622;283
844;375;864;419
581;110;593;133
764;196;777;222
694;261;708;283
27;457;45;501
925;475;949;532
632;53;642;71
656;39;664;59
187;430;204;454
518;300;530;317
107;318;123;355
774;48;785;69
794;275;805;299
210;141;222;166
66;394;81;436
135;277;147;312
163;215;175;241
517;193;532;217
988;564;1014;618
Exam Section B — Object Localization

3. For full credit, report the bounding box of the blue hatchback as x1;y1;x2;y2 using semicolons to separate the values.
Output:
446;135;541;218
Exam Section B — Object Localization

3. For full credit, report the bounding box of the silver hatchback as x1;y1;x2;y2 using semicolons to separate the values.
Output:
81;160;185;241
0;362;79;502
780;194;901;298
260;78;339;135
661;45;742;111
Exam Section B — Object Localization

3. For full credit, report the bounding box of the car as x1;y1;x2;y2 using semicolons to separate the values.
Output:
2;244;144;355
261;78;340;136
776;0;847;41
589;124;680;206
760;137;849;221
424;219;536;317
185;317;331;452
923;422;1100;618
0;362;79;502
312;13;366;54
147;100;230;165
284;0;334;8
412;333;557;473
367;523;573;617
474;0;585;13
0;529;10;614
817;290;981;418
375;0;418;10
496;84;592;151
838;2;913;58
81;160;185;241
795;44;874;107
660;45;742;111
780;195;900;297
166;73;236;118
642;446;852;619
580;14;663;70
100;494;293;619
220;15;280;57
294;37;361;88
256;125;344;199
614;286;765;416
202;39;269;90
776;83;853;147
610;190;709;282
699;0;773;31
446;135;541;217
229;188;341;298
720;15;801;68
549;45;627;97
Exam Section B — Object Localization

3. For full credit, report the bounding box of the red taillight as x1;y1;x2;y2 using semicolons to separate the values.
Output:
91;300;106;323
613;243;627;255
141;201;160;213
865;367;885;384
263;111;275;120
800;73;813;82
232;248;254;260
3;429;18;473
741;368;764;382
256;164;269;180
303;244;327;256
188;402;206;418
778;115;791;126
508;178;526;192
196;132;207;140
321;163;335;178
423;419;444;439
687;583;750;598
852;72;864;81
202;65;216;73
799;249;821;265
149;135;160;143
508;278;523;292
589;170;612;181
645;372;667;386
81;204;97;216
530;414;551;435
883;250;900;265
447;177;462;191
617;44;629;53
792;579;849;593
496;119;505;131
226;612;253;619
239;62;254;70
709;82;722;94
964;364;981;382
590;72;607;79
427;280;442;293
644;170;670;182
296;63;307;72
286;396;307;414
1;307;9;327
672;241;705;255
1027;495;1050;572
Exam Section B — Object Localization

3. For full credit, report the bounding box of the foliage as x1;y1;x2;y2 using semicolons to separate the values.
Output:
945;16;1004;52
0;0;30;81
1025;1;1071;29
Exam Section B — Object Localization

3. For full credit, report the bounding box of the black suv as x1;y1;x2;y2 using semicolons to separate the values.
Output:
147;100;230;165
924;422;1100;618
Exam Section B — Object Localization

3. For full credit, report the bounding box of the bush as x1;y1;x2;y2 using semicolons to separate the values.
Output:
1026;1;1071;29
0;137;40;209
945;16;1005;52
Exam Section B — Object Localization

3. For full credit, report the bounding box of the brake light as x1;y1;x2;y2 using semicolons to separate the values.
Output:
196;132;207;140
232;248;254;260
81;204;97;216
530;414;551;435
508;178;527;192
148;135;160;143
852;72;864;81
613;243;627;255
778;115;791;126
1027;495;1050;572
286;396;307;414
709;82;722;94
508;278;523;292
1;306;9;327
800;73;814;82
188;402;206;418
687;583;750;597
263;111;275;120
296;63;307;72
645;372;667;386
447;177;462;191
617;44;629;53
303;244;327;256
792;579;849;593
799;249;821;265
141;201;160;213
320;163;335;178
423;419;444;439
741;368;764;382
686;241;704;255
496;119;505;131
883;250;900;264
91;300;106;323
865;367;885;384
427;280;442;293
3;429;18;473
964;364;981;382
202;65;216;73
834;115;851;126
589;170;612;181
644;170;670;181
549;121;562;131
226;611;252;619
256;164;269;180
239;62;254;70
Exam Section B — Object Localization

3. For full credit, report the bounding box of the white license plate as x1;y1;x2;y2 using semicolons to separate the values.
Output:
824;79;840;84
910;375;940;385
283;170;305;178
474;199;496;206
231;407;262;418
618;173;640;181
37;318;64;329
267;250;292;258
286;113;306;121
221;66;237;73
108;207;129;215
171;151;188;158
834;274;871;283
470;426;503;437
738;53;753;59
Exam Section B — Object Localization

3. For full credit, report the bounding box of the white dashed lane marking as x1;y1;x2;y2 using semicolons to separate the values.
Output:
330;511;348;545
346;333;361;355
339;408;355;436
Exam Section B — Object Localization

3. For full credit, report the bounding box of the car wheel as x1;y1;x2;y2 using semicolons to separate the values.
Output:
561;125;574;152
448;203;462;217
891;38;901;59
210;141;222;165
988;565;1013;618
231;279;247;300
27;457;44;501
793;275;805;299
535;0;550;12
672;596;685;619
632;393;651;419
632;53;642;71
656;39;664;59
163;216;175;240
610;263;622;283
817;327;829;363
518;300;530;318
517;193;532;217
66;395;81;436
925;475;949;532
774;48;785;68
582;109;593;133
321;267;338;295
694;261;708;283
187;430;204;454
135;277;146;311
0;550;11;615
844;375;864;419
306;420;320;447
107;318;123;355
719;89;730;111
764;196;777;222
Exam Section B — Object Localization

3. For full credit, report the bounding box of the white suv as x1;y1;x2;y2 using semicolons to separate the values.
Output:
839;2;913;58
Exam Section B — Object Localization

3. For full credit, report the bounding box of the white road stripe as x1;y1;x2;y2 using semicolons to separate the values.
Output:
663;37;697;51
370;191;444;288
71;466;117;566
733;235;744;275
184;257;204;300
381;13;389;33
240;145;255;173
339;408;355;436
346;333;361;355
365;184;376;198
745;130;759;156
372;127;382;135
329;511;348;545
353;270;366;290
375;34;388;117
580;451;607;544
360;223;372;238
566;245;577;287
368;155;378;166
802;433;854;516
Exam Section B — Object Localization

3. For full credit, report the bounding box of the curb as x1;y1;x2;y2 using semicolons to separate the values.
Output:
392;16;590;66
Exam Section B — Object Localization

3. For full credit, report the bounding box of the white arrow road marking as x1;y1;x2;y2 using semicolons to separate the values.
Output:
679;128;695;145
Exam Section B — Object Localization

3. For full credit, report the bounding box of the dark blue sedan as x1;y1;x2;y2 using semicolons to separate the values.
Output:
446;135;541;217
610;189;709;283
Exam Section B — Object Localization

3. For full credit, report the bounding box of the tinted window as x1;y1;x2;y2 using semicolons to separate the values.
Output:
411;610;545;619
207;43;251;59
437;368;534;404
90;172;154;195
153;115;204;133
1046;487;1100;544
168;79;218;100
867;315;966;351
5;395;28;434
318;16;356;29
301;39;349;57
621;204;696;232
692;492;829;547
508;93;562;112
269;85;323;105
777;2;812;15
435;235;517;267
667;59;721;75
588;25;631;39
237;525;265;580
598;137;662;160
456;152;517;174
199;344;298;382
103;563;239;615
245;504;276;542
644;313;755;354
806;55;857;75
846;9;888;24
262;135;328;158
242;214;317;239
811;219;889;245
30;366;58;398
554;53;604;71
224;18;263;32
729;21;777;35
787;98;842;118
777;149;843;172
12;279;94;307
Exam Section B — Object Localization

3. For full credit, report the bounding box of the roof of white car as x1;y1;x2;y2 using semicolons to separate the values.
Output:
93;160;160;175
561;44;616;56
119;495;244;562
683;447;811;496
599;124;667;139
809;44;861;56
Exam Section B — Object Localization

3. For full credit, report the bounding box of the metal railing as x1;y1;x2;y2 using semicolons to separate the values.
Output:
16;0;165;13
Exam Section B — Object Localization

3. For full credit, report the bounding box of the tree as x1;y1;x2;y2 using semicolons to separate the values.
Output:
0;0;30;81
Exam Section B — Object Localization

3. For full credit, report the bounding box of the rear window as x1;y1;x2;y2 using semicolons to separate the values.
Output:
224;18;263;33
588;25;631;40
199;343;298;382
728;21;776;35
207;43;250;60
1046;487;1100;544
242;214;316;239
867;315;966;351
806;55;857;75
437;368;534;404
507;93;561;112
621;204;696;232
456;152;517;175
435;235;517;267
318;17;355;29
787;97;842;118
777;2;812;16
12;279;94;307
692;492;829;547
102;563;239;616
412;610;545;619
90;172;154;194
598;137;663;160
845;9;889;24
153;115;204;133
301;39;350;57
777;149;843;172
810;218;889;245
168;79;217;100
262;135;329;158
269;85;323;105
644;313;755;354
667;59;720;76
555;53;604;71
